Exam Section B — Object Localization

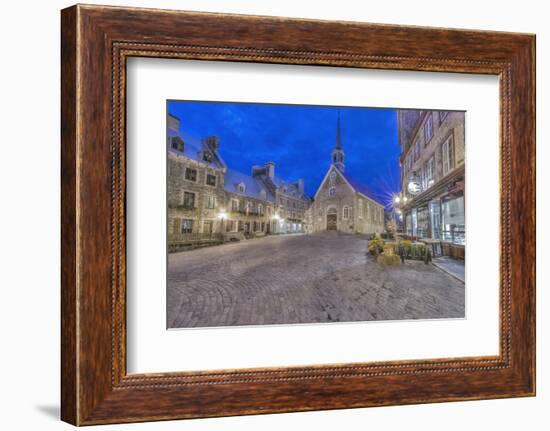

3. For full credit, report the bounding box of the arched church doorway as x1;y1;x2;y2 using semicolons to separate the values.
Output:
326;207;338;231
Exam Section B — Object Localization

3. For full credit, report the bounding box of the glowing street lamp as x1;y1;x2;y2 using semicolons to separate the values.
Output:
217;209;227;233
394;196;401;204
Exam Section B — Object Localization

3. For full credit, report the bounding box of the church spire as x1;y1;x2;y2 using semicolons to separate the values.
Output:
332;111;345;171
335;111;342;150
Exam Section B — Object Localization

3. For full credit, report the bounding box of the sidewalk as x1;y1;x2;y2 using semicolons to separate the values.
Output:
432;256;465;283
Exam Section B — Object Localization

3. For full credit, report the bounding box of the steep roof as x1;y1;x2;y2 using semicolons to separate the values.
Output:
224;168;275;202
167;128;225;170
314;165;383;207
335;167;381;204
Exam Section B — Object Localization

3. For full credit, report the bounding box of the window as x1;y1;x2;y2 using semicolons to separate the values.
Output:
358;200;364;218
206;174;217;186
267;206;272;216
205;195;216;209
442;196;465;245
171;136;184;152
180;219;193;234
329;171;336;185
414;138;420;161
442;136;455;175
253;221;257;232
318;208;323;216
202;220;213;234
439;110;449;123
329;187;336;197
245;201;250;215
425;156;435;188
185;168;197;182
182;191;195;209
424;114;434;143
260;189;266;199
343;206;350;220
231;198;239;212
202;151;212;162
258;204;264;216
238;183;245;193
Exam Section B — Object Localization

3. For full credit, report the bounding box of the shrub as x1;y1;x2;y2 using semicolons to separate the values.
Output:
368;237;385;257
377;253;401;266
397;241;432;263
377;244;401;265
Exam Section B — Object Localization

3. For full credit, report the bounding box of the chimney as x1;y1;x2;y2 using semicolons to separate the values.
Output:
265;161;275;179
297;179;304;195
251;165;265;177
167;113;180;132
203;136;219;152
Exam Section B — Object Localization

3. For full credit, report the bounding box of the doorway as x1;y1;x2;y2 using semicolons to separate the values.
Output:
326;213;337;230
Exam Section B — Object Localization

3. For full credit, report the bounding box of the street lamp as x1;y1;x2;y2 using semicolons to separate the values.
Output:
394;196;401;204
217;209;227;233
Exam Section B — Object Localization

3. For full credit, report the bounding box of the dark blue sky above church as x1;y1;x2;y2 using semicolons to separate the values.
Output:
167;100;401;207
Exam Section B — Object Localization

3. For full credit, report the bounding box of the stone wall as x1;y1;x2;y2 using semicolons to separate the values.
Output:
167;151;226;239
401;111;465;196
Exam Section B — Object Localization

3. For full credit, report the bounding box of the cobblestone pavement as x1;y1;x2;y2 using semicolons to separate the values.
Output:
167;232;465;328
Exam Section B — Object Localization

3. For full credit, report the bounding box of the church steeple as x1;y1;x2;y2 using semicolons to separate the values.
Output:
331;111;345;171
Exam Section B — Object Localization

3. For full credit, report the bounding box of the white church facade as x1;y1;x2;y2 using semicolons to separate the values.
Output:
310;115;386;235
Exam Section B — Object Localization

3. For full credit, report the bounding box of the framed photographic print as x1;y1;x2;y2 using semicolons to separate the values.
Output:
61;4;536;425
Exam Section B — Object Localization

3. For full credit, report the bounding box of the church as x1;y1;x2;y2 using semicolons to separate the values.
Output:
310;114;386;234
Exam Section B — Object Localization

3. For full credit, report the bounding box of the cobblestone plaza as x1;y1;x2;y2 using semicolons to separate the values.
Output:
167;233;465;328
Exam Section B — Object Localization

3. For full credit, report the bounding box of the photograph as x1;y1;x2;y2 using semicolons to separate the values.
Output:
166;101;466;329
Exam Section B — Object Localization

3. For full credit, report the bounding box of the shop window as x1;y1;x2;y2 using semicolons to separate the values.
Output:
442;196;465;245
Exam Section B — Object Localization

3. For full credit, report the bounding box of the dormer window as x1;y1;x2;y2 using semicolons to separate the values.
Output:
238;182;245;193
260;189;267;199
171;136;184;152
202;151;212;162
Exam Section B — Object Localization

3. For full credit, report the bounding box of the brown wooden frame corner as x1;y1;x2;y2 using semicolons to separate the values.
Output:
61;4;536;426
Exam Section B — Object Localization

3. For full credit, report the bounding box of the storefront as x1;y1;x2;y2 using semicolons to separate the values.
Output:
401;166;465;259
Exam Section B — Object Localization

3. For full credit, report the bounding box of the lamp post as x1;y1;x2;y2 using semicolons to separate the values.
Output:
217;209;227;235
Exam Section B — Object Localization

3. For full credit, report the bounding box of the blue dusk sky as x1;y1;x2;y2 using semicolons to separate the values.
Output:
167;101;401;208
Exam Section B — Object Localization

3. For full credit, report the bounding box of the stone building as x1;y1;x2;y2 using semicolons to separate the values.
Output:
251;162;310;234
398;110;465;258
310;114;385;234
167;113;309;248
223;167;276;236
167;114;227;240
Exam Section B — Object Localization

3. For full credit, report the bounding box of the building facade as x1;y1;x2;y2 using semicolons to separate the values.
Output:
310;115;385;235
167;114;309;247
398;110;465;258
